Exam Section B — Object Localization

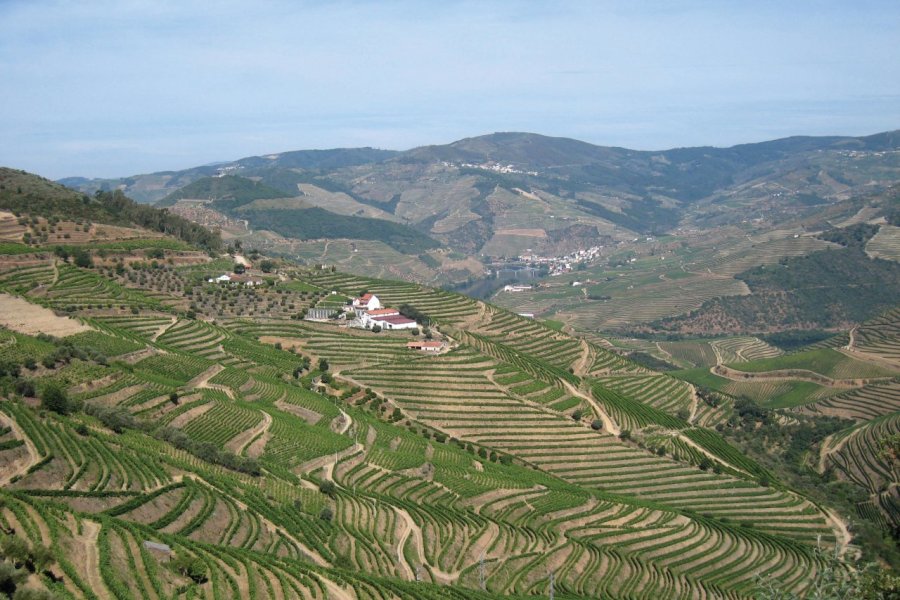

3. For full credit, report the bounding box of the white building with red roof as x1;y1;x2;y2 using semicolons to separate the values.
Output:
352;293;381;311
371;314;417;330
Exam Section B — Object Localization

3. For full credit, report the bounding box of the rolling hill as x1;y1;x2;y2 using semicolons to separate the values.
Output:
50;131;900;309
1;169;897;598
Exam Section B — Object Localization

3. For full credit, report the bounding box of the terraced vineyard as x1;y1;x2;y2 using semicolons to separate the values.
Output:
853;306;900;362
0;227;893;599
866;223;900;262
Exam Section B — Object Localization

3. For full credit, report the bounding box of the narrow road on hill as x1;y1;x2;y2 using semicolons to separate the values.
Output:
817;431;854;475
0;413;39;487
321;577;354;600
824;507;852;557
394;507;455;584
712;364;887;388
572;339;593;377
150;316;178;342
711;341;724;366
655;342;675;364
561;380;620;435
847;326;858;351
687;385;700;424
78;520;112;600
296;443;365;480
394;508;415;581
50;258;59;285
228;410;272;456
187;364;237;399
334;408;352;435
836;346;900;371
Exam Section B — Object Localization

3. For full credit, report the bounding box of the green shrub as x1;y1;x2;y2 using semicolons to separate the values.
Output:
41;382;71;415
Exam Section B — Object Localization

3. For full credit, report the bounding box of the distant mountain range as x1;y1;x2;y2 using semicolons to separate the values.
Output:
59;130;900;261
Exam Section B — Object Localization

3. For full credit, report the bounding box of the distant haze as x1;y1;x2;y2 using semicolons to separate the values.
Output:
1;0;899;179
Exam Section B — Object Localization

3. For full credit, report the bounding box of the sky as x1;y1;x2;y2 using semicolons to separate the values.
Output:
1;0;899;179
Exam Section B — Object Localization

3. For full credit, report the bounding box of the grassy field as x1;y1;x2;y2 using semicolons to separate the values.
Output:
726;348;898;379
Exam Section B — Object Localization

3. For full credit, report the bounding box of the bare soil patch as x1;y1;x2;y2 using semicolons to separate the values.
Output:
494;228;547;238
0;293;91;336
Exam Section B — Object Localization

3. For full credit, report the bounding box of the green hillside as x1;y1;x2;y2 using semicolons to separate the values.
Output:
231;206;439;255
2;193;897;599
0;169;221;252
156;175;289;208
653;243;900;334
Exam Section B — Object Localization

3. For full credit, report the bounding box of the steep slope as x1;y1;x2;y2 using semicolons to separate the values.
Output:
3;198;890;598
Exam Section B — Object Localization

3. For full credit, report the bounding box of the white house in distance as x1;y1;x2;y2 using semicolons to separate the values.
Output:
352;293;381;311
207;273;263;287
407;341;444;352
360;307;399;328
503;284;533;293
370;314;417;330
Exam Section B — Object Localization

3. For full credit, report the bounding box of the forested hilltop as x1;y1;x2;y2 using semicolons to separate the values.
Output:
0;170;897;599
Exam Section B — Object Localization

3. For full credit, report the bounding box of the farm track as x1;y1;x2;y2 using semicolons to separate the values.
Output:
394;506;456;585
712;364;891;388
838;346;900;371
186;363;236;399
572;339;593;377
227;410;272;455
149;316;178;341
562;379;620;435
77;519;111;600
0;412;39;486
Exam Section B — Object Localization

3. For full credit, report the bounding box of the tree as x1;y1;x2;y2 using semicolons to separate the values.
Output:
590;419;603;430
318;358;329;372
233;263;246;274
0;561;27;597
73;249;92;268
29;545;54;573
259;260;275;273
169;392;179;405
0;536;31;568
319;480;336;496
171;555;208;584
319;507;334;522
41;382;71;415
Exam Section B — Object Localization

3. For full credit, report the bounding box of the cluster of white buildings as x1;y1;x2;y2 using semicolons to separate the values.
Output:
442;161;539;176
214;165;243;178
350;294;419;330
519;245;604;276
207;273;264;286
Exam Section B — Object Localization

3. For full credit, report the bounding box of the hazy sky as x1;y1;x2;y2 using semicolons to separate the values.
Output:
2;1;899;179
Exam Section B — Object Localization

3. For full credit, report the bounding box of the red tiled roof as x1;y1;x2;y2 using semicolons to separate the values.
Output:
373;315;415;325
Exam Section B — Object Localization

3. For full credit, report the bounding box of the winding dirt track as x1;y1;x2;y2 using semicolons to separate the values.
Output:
572;339;593;377
561;380;620;435
393;507;455;584
227;410;272;455
77;520;111;600
0;412;39;486
150;316;178;342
